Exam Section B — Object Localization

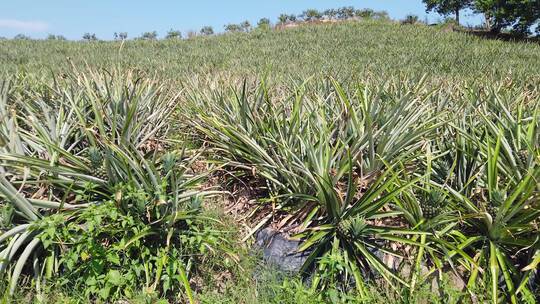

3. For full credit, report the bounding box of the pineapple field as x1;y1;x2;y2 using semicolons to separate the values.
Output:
0;19;539;303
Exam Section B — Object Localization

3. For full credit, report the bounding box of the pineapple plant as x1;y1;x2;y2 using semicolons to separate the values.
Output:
87;147;108;181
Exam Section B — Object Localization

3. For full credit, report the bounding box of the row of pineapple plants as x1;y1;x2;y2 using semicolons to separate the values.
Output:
0;69;538;302
189;76;539;303
0;70;232;302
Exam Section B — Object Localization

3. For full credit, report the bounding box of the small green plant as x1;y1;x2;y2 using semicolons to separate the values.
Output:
34;196;221;301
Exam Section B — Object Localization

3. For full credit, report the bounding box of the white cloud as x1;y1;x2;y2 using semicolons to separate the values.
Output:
0;19;49;32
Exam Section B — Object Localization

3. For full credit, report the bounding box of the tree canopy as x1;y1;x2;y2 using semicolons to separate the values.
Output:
423;0;473;24
224;23;242;33
200;26;214;36
301;9;323;21
82;33;98;41
139;31;158;40
424;0;540;35
47;34;67;41
257;18;271;28
475;0;540;35
113;32;128;41
165;29;182;39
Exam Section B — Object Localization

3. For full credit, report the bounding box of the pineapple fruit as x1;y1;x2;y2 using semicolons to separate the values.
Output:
518;149;528;165
485;190;506;219
87;147;108;181
161;152;177;176
420;190;445;219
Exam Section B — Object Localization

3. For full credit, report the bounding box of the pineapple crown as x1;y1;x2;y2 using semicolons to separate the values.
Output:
87;146;103;168
491;189;506;207
338;216;367;238
161;152;177;173
427;189;445;207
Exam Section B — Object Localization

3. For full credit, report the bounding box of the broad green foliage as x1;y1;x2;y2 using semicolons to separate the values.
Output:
474;0;540;34
423;0;473;24
422;0;540;34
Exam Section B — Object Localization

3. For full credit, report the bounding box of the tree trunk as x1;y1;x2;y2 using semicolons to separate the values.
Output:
455;9;460;25
484;13;500;33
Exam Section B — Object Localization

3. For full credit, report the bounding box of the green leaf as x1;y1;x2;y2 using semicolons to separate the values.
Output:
107;269;124;286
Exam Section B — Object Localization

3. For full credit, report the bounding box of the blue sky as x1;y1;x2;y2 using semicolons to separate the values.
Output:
0;1;483;40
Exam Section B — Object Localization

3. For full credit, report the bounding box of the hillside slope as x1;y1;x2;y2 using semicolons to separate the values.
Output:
1;20;539;82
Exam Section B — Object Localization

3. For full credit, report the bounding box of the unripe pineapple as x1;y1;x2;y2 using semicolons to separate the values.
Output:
337;216;366;239
337;218;351;237
518;149;529;165
161;152;177;193
87;147;108;181
421;203;441;219
485;205;499;218
95;167;108;181
0;204;14;229
485;190;505;219
421;190;445;219
161;152;177;176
